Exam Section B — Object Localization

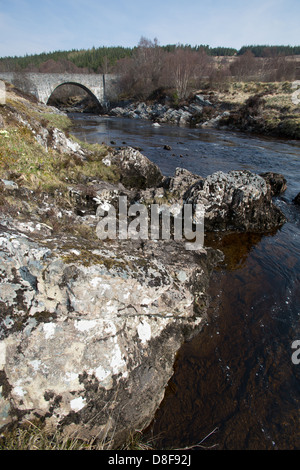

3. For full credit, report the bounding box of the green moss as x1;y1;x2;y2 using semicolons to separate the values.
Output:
62;249;128;270
33;310;56;323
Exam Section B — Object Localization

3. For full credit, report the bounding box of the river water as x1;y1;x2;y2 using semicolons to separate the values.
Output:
70;113;300;450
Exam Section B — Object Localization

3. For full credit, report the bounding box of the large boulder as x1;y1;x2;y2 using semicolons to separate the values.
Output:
102;147;163;190
135;169;286;234
184;170;286;232
0;218;221;446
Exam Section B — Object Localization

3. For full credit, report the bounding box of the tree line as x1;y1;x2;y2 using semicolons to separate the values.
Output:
0;46;132;73
238;45;300;57
1;41;299;74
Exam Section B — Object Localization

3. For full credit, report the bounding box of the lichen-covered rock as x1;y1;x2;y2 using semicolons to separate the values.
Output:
184;170;286;232
102;147;163;190
164;167;203;199
0;220;221;445
136;169;286;234
51;127;85;157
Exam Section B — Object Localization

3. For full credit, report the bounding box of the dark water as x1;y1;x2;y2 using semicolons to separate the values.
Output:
70;113;300;450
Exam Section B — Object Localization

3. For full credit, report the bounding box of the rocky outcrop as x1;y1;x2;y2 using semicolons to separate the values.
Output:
108;94;229;130
184;170;286;232
0;166;286;447
68;180;133;216
102;146;163;190
162;167;203;202
0;216;221;445
138;168;286;233
109;100;207;127
108;85;300;139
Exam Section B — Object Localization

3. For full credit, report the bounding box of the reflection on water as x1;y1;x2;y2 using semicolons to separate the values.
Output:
146;229;300;450
70;113;300;450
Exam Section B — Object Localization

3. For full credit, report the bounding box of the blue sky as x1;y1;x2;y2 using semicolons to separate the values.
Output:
0;0;299;57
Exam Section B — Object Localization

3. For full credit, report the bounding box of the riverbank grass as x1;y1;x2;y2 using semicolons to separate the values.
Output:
213;81;300;138
0;88;120;194
0;421;154;450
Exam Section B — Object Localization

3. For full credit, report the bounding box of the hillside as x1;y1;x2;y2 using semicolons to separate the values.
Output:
1;43;300;74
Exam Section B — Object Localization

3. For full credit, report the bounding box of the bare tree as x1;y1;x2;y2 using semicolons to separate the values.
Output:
164;48;208;100
116;36;167;99
116;39;213;100
230;50;260;80
263;56;297;81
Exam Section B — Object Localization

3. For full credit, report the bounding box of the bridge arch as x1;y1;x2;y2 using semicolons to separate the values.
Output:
0;72;119;108
47;81;103;111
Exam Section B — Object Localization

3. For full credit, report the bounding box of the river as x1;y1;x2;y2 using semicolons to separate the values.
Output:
70;113;300;450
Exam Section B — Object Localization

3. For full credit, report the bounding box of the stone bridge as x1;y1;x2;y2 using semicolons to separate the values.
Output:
0;72;119;109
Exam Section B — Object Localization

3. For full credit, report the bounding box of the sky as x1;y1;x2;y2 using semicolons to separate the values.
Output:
0;0;299;57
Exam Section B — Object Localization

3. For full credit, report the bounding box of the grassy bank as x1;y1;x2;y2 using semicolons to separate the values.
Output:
0;420;154;450
208;81;300;139
0;83;120;195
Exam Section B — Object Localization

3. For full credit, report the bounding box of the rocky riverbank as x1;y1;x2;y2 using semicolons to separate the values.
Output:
0;82;291;448
108;81;300;140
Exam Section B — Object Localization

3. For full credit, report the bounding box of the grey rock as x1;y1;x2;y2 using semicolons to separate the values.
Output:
201;112;230;129
110;107;126;117
51;128;86;157
0;219;221;445
185;170;286;232
188;103;203;115
195;94;213;107
1;179;19;190
165;168;203;199
103;147;163;190
69;180;135;216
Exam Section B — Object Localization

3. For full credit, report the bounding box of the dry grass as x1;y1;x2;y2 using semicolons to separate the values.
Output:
0;421;96;450
214;81;297;107
0;421;154;451
211;81;300;138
